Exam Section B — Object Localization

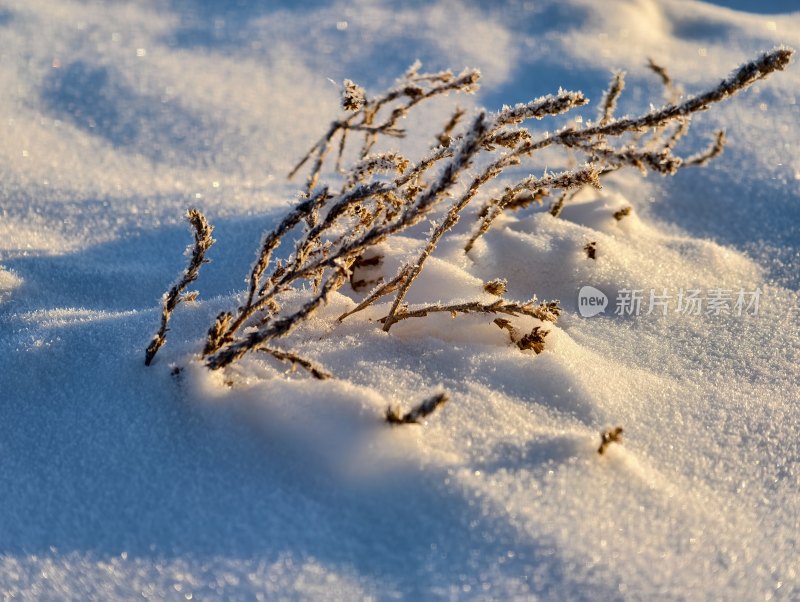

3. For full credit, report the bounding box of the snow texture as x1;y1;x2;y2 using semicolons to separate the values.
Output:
1;0;798;600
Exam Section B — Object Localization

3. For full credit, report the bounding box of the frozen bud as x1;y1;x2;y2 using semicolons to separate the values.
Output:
342;79;365;111
483;278;507;296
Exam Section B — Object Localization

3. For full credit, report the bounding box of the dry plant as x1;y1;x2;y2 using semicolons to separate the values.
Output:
145;49;793;397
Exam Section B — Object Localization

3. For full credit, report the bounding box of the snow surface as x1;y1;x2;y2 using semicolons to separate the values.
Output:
1;0;799;599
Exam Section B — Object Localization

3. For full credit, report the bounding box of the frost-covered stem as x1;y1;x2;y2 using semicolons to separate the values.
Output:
145;209;214;366
207;268;348;370
568;141;683;175
685;130;726;165
359;69;480;157
464;165;601;252
394;144;454;194
599;70;625;125
661;118;690;152
342;152;410;191
288;122;341;194
378;298;561;325
334;127;349;173
258;347;332;380
380;112;490;330
203;189;330;357
572;48;792;141
495;92;587;127
207;184;385;357
647;58;678;102
382;93;589;331
248;190;328;303
511;48;793;161
337;265;413;322
434;106;465;147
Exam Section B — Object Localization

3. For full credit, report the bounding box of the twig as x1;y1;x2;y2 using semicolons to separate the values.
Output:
386;392;449;424
599;70;626;125
685;130;726;166
145;209;214;366
378;298;561;325
258;347;332;380
598;426;624;454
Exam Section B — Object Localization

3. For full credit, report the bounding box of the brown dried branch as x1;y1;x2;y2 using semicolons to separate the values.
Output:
378;298;561;325
207;267;349;370
258;347;332;380
646;58;680;104
337;265;413;322
145;209;214;366
548;190;570;218
290;65;480;196
599;70;626;125
435;106;465;147
685;129;726;166
464;165;601;253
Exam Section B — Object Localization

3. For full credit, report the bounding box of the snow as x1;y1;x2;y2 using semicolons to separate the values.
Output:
1;0;798;599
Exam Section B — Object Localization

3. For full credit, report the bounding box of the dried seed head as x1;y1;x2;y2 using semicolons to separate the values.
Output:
342;79;365;111
493;317;512;330
483;278;507;296
517;326;548;354
203;311;233;357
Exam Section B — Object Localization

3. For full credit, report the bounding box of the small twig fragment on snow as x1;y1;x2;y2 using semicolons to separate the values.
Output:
613;207;632;221
386;392;449;424
598;426;624;454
